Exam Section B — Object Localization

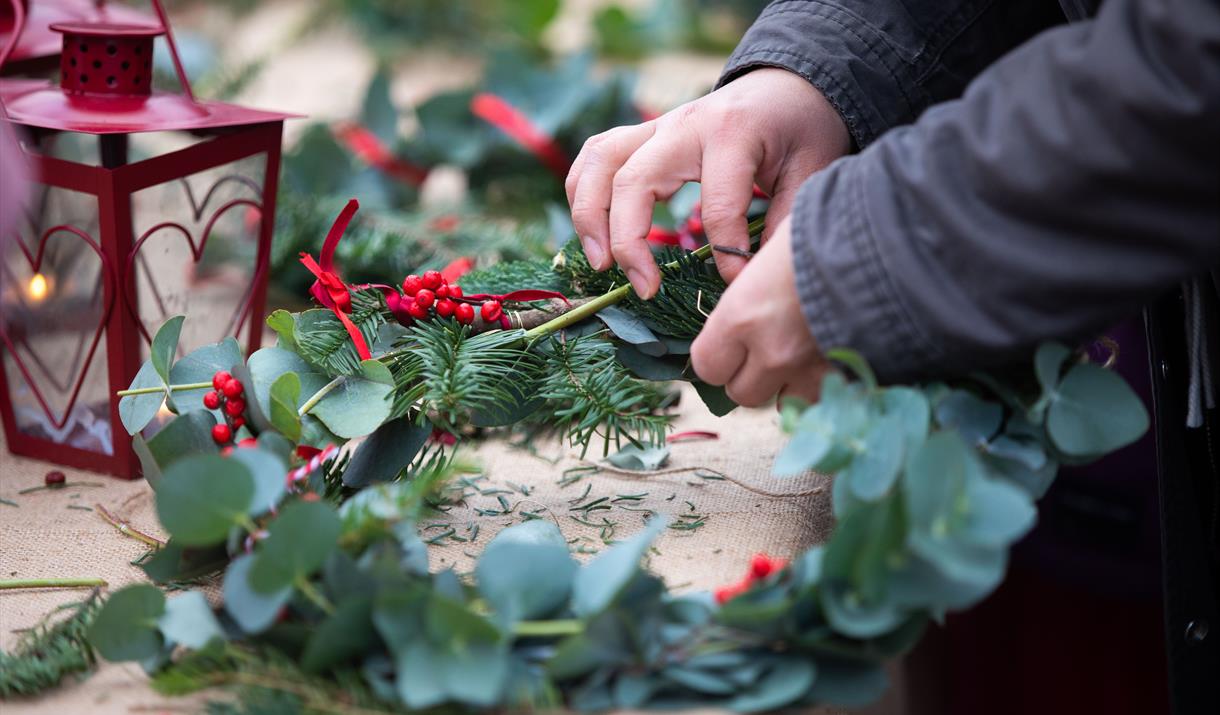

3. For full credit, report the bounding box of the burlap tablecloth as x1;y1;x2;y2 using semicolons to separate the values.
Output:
0;386;898;714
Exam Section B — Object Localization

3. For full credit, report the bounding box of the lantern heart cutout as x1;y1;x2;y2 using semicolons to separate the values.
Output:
0;225;116;431
123;175;266;349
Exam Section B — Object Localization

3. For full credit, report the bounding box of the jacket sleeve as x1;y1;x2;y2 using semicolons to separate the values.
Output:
788;0;1220;382
717;0;1066;147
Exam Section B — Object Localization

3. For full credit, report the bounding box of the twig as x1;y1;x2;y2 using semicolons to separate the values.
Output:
95;504;165;549
0;577;107;590
18;482;103;495
298;376;345;417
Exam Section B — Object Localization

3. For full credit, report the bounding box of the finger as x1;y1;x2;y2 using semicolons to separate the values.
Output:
608;130;702;297
699;142;761;282
568;123;656;270
777;368;826;406
725;354;786;408
762;186;798;244
691;314;745;387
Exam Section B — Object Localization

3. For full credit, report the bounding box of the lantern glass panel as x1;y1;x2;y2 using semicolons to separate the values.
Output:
1;182;114;455
128;151;269;356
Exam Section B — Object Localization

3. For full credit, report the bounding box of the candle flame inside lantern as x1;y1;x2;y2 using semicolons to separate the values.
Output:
27;273;49;303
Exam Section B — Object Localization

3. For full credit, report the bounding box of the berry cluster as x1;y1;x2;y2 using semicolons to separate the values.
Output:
205;370;248;445
398;269;501;326
713;554;787;604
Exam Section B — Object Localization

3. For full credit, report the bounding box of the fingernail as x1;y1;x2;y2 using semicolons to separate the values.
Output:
626;268;650;298
581;236;604;268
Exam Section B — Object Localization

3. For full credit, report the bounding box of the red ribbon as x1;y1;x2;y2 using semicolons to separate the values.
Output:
299;199;373;361
462;289;571;305
470;92;572;179
332;121;430;187
441;256;475;283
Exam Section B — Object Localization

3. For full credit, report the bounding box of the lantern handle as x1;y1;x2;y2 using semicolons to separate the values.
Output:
149;0;195;102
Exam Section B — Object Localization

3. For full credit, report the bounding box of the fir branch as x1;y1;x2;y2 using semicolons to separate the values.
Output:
296;291;388;376
0;593;101;697
535;335;672;455
385;322;542;427
458;259;567;295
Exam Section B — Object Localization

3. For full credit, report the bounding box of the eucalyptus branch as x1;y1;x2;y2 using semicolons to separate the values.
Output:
299;376;344;417
512;619;584;637
0;577;107;590
117;381;211;397
295;577;336;615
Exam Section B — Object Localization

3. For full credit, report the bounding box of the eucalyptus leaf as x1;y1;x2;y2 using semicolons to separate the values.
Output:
1046;363;1150;457
693;380;737;417
88;584;165;662
934;390;1002;446
119;360;166;435
477;522;577;622
168;337;242;413
224;554;292;634
157;454;255;546
310;360;395;438
150;315;185;383
825;347;877;390
573;517;667;616
606;444;671;471
597;306;666;356
248;347;312;417
847;412;906;501
728;658;816;712
300;597;376;673
616;343;687;381
250;501;341;593
266;309;298;353
229;445;288;515
343;417;431;488
268;372;302;441
145;411;219;481
158;591;223;649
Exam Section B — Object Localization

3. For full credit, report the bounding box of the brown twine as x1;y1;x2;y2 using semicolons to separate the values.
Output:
578;461;827;499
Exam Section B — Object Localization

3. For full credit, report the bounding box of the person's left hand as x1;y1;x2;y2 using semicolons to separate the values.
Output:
690;217;828;407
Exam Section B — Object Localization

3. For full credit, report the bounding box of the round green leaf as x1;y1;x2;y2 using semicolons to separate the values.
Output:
572;517;666;616
477;524;576;622
158;591;224;649
310;361;394;439
229;445;288;515
157;454;255;546
728;658;816;712
224;554;292;634
88;584;165;662
119;359;166;435
168;337;242;413
250;500;341;593
150;315;185;383
1047;363;1150;457
847;413;905;501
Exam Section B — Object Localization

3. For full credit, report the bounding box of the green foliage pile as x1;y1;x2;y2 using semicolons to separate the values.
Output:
0;594;101;698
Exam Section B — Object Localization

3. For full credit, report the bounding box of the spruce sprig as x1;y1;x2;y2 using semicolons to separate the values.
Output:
296;291;388;376
0;593;101;697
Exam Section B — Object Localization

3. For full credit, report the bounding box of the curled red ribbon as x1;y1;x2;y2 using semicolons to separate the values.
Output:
470;92;572;179
332;120;430;187
299;199;373;361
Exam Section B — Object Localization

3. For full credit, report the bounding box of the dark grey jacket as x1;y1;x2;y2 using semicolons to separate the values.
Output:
719;0;1219;381
718;1;1219;712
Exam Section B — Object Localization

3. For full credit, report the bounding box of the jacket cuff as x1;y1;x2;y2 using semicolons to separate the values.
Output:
790;156;945;382
717;0;921;148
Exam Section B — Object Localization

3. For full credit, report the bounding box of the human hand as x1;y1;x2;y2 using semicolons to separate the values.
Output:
690;217;828;407
566;67;850;299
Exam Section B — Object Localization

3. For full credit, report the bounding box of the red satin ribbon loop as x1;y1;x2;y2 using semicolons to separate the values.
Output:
299;199;372;361
470;92;572;179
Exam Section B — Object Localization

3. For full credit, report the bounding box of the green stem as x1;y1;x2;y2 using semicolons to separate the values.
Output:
294;577;336;616
298;376;344;417
0;577;107;590
116;381;211;397
524;242;717;341
512;618;584;638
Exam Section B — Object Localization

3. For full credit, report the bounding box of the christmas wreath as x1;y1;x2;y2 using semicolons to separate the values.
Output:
88;202;1149;713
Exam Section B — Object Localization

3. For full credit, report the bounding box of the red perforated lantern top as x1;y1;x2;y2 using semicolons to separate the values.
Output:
0;0;152;68
0;14;296;135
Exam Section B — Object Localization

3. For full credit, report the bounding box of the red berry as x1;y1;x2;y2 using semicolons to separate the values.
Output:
203;391;222;410
212;370;232;390
238;437;258;448
231;416;246;429
448;285;463;299
454;302;475;325
402;274;423;296
300;492;321;503
414;289;435;309
435;299;455;318
221;446;234;456
407;301;429;320
222;378;244;399
224;398;246;417
212;423;233;444
422;270;443;290
480;300;502;322
45;470;66;487
435;284;450;299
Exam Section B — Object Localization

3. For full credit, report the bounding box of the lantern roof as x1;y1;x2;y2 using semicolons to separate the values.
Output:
0;0;155;67
0;9;298;135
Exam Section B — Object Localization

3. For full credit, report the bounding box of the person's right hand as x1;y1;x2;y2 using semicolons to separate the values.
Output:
565;67;851;298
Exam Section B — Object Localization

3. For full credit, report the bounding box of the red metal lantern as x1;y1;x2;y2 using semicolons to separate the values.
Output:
0;0;297;477
1;1;154;75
